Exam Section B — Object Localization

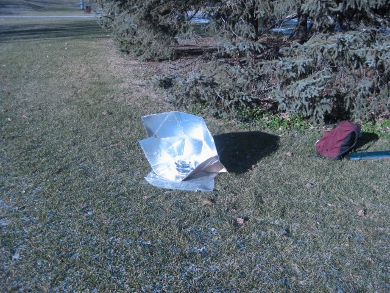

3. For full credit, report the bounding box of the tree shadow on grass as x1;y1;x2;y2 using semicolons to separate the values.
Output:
214;131;280;174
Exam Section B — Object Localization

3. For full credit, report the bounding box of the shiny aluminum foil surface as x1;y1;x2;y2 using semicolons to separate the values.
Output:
139;111;227;191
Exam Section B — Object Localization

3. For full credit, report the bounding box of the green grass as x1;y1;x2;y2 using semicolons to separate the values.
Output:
1;15;390;292
0;0;83;15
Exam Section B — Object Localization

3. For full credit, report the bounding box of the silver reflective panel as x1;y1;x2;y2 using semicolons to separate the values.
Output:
139;111;227;191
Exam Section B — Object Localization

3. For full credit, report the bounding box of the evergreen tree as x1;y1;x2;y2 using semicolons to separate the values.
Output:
99;0;211;59
101;0;390;121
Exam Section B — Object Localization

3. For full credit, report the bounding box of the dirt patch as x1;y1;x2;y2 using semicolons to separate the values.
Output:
88;38;174;112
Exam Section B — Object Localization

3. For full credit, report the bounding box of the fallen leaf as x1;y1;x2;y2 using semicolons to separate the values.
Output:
236;217;245;225
285;152;293;157
203;198;215;206
102;110;112;116
306;183;314;189
55;167;66;174
22;115;28;119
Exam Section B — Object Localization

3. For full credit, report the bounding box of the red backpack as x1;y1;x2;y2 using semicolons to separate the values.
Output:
316;121;361;159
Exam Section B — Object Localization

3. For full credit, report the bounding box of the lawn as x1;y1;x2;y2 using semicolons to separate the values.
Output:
1;13;389;292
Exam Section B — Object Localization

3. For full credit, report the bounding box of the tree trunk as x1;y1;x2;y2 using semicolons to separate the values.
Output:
293;12;308;43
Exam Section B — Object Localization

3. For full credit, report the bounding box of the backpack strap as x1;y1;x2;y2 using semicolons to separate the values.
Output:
339;124;361;158
351;125;361;150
